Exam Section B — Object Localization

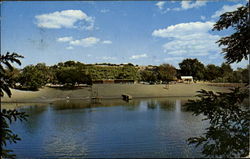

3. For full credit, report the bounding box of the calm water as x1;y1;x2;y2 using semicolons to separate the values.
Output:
6;98;208;158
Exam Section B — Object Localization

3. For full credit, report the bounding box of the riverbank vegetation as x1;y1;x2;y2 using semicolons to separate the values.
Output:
5;58;249;91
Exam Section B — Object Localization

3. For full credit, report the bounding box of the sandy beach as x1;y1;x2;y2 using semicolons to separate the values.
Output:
1;83;241;103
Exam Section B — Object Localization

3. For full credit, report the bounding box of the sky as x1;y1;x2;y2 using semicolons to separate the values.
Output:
1;0;249;69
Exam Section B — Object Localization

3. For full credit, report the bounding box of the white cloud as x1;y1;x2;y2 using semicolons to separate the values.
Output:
200;16;206;20
162;33;220;56
152;21;221;57
152;21;214;38
102;40;112;44
164;56;184;67
35;10;94;30
130;54;148;59
156;1;166;10
70;37;100;47
66;46;74;50
181;1;207;10
100;9;110;13
101;56;117;60
228;0;243;2
96;56;117;60
164;57;184;62
56;36;112;48
160;1;207;13
211;4;243;18
57;36;73;42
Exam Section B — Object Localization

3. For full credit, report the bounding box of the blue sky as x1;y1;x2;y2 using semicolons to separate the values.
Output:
1;0;248;69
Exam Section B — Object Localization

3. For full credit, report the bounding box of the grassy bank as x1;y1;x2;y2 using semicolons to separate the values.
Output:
2;83;243;103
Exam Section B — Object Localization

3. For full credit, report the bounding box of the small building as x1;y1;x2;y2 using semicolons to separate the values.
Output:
181;76;193;83
92;79;115;84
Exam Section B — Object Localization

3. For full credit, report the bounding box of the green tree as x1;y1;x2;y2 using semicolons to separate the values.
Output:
220;62;233;76
179;58;205;80
4;68;21;88
205;64;221;81
186;2;249;157
0;52;28;158
186;88;249;157
213;3;249;63
227;67;250;83
19;63;50;90
140;69;157;83
56;67;92;85
157;64;177;82
241;66;249;83
63;60;77;67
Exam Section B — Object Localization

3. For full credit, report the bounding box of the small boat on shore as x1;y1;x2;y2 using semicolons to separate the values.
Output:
122;94;132;101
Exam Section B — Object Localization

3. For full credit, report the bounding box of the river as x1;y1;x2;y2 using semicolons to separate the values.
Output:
5;98;207;158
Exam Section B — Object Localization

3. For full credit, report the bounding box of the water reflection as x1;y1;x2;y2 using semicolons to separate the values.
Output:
175;100;181;113
6;98;206;158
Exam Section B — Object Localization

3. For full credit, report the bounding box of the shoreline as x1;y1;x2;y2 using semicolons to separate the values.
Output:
1;83;245;104
1;95;197;104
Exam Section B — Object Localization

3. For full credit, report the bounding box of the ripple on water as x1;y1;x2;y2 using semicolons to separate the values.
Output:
7;98;205;158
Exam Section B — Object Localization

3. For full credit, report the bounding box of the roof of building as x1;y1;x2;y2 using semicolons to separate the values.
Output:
181;76;193;79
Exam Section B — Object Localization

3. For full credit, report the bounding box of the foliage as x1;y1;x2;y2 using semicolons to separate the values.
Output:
186;2;249;157
18;63;51;90
3;68;21;89
204;64;221;81
220;62;233;76
56;67;92;85
157;64;177;82
213;3;249;63
212;66;248;83
85;64;139;81
0;52;28;158
140;69;158;83
228;67;249;83
185;88;249;157
0;52;23;97
179;58;205;80
3;58;249;91
240;66;250;83
1;109;28;158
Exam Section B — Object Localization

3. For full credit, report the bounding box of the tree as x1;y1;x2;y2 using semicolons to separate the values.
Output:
241;65;249;83
118;65;139;80
140;69;157;83
18;63;51;90
220;62;233;76
228;67;250;83
4;68;21;88
204;64;221;81
0;52;28;158
186;88;249;157
213;3;249;63
63;60;77;67
179;58;205;80
185;2;249;157
0;52;23;97
56;67;92;86
157;64;177;82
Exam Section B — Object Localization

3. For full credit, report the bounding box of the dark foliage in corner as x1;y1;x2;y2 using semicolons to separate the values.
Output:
185;88;249;157
0;52;28;158
185;2;249;157
213;3;249;63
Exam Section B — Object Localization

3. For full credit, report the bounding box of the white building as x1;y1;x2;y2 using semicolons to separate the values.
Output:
181;76;193;83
